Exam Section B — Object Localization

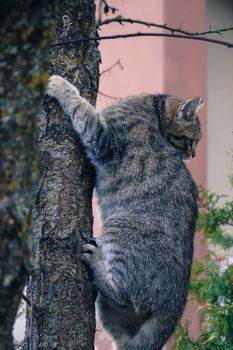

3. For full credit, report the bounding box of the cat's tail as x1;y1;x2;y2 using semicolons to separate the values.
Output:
124;313;176;350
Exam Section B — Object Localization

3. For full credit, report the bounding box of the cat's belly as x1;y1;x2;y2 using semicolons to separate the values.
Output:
98;226;192;313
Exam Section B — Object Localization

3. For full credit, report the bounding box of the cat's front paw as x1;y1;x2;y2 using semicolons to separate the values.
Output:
47;75;80;100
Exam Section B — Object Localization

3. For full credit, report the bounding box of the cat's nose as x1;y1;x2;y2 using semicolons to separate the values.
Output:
191;144;196;158
187;144;196;158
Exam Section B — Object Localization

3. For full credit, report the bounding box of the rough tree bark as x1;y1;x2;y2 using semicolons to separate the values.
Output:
0;2;53;349
24;1;100;349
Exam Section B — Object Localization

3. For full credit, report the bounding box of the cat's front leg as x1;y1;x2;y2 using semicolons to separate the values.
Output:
47;75;113;162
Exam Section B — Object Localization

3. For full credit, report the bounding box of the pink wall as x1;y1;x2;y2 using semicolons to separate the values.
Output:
163;1;207;346
163;0;207;185
94;1;207;348
96;0;164;108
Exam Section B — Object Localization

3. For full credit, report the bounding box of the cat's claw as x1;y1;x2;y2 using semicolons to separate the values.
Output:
87;238;98;247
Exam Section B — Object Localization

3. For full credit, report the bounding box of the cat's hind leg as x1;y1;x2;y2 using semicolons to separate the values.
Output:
97;294;136;350
124;312;177;350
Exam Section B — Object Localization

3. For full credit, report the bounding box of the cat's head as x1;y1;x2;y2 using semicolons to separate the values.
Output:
165;96;203;159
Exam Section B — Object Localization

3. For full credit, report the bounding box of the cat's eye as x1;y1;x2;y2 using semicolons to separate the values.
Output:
168;135;197;158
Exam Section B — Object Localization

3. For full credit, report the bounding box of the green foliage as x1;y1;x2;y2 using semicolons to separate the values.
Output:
173;322;202;350
198;188;233;249
173;170;233;349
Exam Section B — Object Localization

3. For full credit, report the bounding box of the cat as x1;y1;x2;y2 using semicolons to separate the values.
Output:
47;75;203;350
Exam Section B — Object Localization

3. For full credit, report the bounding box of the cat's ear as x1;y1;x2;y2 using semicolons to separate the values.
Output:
178;97;204;120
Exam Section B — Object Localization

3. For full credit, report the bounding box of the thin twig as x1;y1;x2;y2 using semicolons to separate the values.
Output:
51;32;233;48
100;59;123;76
22;293;32;308
96;0;103;22
22;280;40;349
21;292;39;315
97;16;233;37
98;91;121;100
101;0;118;14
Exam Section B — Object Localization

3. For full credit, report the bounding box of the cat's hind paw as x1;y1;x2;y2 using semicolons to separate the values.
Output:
81;243;100;265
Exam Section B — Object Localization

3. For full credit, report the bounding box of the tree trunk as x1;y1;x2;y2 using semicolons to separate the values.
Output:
0;2;53;349
24;1;100;349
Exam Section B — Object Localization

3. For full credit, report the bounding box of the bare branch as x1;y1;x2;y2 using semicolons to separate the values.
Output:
97;15;233;37
51;32;233;48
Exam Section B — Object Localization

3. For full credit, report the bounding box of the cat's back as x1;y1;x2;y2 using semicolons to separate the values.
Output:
101;94;160;127
95;94;197;233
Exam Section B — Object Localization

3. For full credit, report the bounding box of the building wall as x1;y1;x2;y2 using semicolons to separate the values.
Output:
163;1;207;344
207;0;233;198
96;0;165;107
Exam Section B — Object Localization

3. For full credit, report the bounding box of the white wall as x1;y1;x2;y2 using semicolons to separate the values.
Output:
207;0;233;197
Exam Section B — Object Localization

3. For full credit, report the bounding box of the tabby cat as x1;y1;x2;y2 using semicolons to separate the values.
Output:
47;75;203;350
